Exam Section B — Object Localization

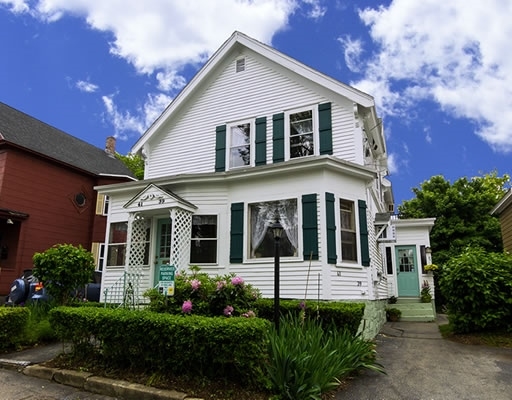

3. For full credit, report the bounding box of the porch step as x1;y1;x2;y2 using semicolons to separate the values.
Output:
390;298;436;322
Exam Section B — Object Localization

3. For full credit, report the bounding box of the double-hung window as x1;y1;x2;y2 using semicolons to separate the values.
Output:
228;121;252;168
190;215;218;263
107;222;128;266
248;199;298;258
340;199;357;262
288;108;315;159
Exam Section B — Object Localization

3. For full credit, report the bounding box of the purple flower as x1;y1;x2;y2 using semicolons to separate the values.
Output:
190;279;201;291
182;300;193;314
216;280;226;291
242;310;256;318
223;305;234;316
299;301;306;310
231;276;244;286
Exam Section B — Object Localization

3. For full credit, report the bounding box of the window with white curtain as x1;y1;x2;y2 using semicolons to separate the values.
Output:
228;121;252;168
249;199;298;258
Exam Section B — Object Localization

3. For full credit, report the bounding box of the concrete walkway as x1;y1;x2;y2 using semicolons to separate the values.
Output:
338;315;512;400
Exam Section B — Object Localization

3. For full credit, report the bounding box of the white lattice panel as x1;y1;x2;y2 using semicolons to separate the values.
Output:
125;214;150;305
170;208;192;270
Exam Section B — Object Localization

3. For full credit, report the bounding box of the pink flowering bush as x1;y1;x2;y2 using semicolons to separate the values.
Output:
144;267;261;318
182;300;193;314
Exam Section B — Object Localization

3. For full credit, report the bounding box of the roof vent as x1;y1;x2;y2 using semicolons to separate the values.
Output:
236;58;245;73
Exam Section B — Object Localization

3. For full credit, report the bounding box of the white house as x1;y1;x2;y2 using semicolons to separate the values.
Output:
96;32;435;336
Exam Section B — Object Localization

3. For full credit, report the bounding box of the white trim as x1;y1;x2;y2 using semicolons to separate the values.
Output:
226;118;255;170
131;31;375;154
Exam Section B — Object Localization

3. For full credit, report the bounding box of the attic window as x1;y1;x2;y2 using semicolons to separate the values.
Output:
75;193;86;207
236;58;246;73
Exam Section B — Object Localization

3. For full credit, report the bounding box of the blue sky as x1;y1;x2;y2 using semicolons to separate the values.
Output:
1;0;510;206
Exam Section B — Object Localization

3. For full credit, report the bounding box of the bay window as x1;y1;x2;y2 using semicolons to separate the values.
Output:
249;199;298;258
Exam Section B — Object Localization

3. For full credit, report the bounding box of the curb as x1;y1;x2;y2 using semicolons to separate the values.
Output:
1;360;200;400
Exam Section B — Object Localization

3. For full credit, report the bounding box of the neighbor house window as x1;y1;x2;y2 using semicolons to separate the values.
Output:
340;199;357;262
229;121;252;168
190;215;218;263
289;109;314;159
249;199;298;258
95;194;110;215
107;222;128;266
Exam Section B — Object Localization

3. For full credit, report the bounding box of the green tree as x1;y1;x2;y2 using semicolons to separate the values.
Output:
116;152;144;179
398;171;510;265
33;244;96;305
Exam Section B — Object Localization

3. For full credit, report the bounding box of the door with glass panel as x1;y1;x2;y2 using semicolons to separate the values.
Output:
154;219;172;286
396;245;420;297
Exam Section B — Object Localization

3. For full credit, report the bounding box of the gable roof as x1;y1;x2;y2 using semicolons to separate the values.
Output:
132;31;378;154
491;189;512;215
0;102;135;178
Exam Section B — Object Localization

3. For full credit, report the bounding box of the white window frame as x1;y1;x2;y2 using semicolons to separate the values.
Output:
190;214;219;265
106;221;128;267
285;105;318;161
246;198;300;260
226;119;254;170
339;198;359;264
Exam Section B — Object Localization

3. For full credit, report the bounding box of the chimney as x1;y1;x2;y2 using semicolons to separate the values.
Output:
105;136;116;157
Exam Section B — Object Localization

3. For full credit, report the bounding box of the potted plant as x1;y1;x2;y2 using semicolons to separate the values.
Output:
386;307;401;322
424;264;439;275
420;280;432;303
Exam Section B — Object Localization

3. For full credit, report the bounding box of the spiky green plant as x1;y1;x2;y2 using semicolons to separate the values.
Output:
266;313;384;400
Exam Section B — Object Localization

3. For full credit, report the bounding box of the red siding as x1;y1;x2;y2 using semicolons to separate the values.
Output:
0;148;131;295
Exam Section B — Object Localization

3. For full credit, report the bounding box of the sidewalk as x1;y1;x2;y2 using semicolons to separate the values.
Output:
0;342;195;400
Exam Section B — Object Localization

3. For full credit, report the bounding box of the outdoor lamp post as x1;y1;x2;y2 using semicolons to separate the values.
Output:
270;218;283;331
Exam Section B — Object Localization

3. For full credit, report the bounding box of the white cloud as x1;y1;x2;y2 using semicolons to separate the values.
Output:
353;0;512;152
0;0;28;13
10;0;324;138
337;35;364;73
76;80;98;93
387;152;398;175
102;94;144;139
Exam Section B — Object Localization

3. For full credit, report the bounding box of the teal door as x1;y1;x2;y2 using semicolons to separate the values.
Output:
154;219;172;286
396;246;420;297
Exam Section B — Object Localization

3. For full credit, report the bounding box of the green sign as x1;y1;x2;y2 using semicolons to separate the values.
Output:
158;265;175;296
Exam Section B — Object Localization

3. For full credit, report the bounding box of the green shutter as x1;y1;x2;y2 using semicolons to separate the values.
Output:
255;117;267;166
302;194;319;260
273;113;285;163
358;199;370;266
230;202;244;263
319;102;332;155
325;192;337;264
215;125;226;172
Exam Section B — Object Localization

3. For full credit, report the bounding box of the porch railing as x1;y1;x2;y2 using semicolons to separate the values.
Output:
103;271;144;309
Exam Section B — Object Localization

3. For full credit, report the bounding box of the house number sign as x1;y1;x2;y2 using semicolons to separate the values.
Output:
137;193;165;207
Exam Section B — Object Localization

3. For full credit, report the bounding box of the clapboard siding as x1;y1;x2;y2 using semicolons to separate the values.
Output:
147;51;357;178
500;206;512;252
330;267;370;299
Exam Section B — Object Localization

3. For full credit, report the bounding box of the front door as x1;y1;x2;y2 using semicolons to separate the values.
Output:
154;219;172;286
396;246;420;297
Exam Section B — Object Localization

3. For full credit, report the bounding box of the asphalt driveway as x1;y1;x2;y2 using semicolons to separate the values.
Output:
337;317;512;400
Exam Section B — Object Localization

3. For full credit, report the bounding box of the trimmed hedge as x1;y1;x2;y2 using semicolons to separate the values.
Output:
49;306;270;386
254;299;365;335
0;307;30;351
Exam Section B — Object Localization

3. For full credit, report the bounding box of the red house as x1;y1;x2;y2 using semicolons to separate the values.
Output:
0;102;135;296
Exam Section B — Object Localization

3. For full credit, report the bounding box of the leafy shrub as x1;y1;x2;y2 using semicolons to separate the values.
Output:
144;267;260;317
49;306;270;386
440;247;512;333
266;313;384;399
33;244;95;305
0;307;30;351
254;298;364;335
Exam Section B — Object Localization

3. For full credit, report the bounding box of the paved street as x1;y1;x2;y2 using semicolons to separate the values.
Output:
0;368;118;400
337;321;512;400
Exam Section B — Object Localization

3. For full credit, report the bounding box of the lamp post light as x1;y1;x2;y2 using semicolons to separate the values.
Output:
270;218;283;331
